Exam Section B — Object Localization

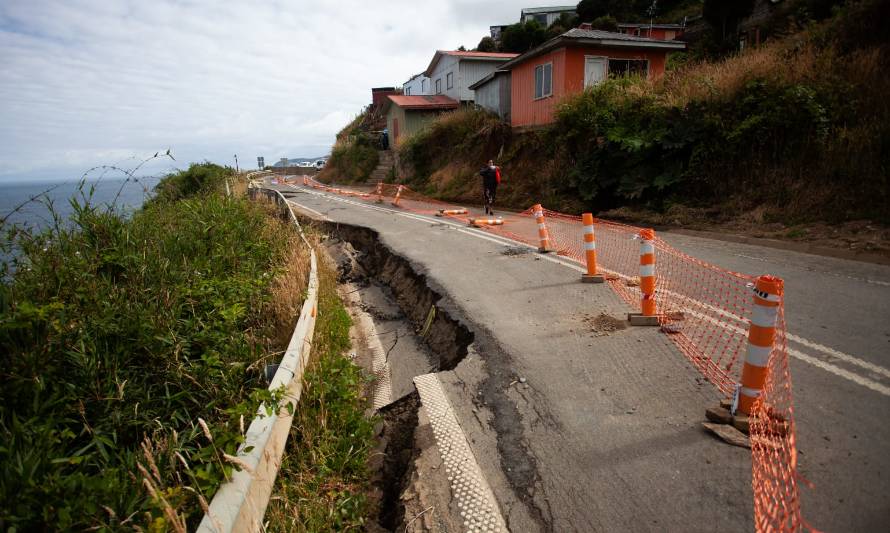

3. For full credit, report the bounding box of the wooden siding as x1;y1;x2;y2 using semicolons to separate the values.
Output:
474;74;511;121
458;60;504;102
429;54;460;101
386;105;446;146
403;75;430;96
511;45;669;127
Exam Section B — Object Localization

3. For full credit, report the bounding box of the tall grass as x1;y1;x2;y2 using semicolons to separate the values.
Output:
320;134;380;184
265;242;376;532
0;165;309;529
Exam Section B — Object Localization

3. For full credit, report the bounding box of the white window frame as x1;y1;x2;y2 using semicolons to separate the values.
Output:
421;79;426;93
435;78;442;94
405;86;411;95
446;72;454;90
534;62;553;100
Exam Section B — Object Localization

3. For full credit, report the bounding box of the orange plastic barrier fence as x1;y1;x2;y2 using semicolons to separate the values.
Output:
299;177;804;531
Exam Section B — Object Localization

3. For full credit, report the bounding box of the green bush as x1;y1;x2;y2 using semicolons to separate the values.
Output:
151;162;235;203
1;189;297;529
266;258;376;532
325;134;380;183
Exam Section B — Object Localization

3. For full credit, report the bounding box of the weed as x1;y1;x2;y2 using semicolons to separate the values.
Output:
265;246;376;532
0;167;308;529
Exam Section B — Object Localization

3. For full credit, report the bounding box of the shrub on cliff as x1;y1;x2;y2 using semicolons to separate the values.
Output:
151;161;235;203
0;185;306;529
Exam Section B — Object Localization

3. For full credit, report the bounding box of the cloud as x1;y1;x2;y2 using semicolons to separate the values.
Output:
0;0;532;181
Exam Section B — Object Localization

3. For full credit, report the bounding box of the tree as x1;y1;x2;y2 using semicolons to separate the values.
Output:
500;20;549;53
703;0;755;41
576;0;648;22
590;15;619;31
457;45;467;51
476;36;498;52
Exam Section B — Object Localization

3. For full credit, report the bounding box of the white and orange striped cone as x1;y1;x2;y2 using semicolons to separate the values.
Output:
628;228;659;326
581;213;604;283
391;185;403;207
736;275;783;416
639;228;656;317
532;204;551;253
375;181;384;203
468;217;503;227
436;208;469;217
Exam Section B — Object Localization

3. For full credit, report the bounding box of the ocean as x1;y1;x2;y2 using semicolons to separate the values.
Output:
0;176;159;231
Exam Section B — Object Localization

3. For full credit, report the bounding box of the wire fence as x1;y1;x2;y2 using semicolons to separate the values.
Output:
294;175;804;531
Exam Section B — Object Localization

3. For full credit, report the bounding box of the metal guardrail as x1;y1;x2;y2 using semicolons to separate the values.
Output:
198;186;318;532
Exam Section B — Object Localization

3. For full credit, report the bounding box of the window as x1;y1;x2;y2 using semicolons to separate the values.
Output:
446;72;453;90
405;86;411;95
435;78;442;94
534;62;552;99
608;59;648;79
533;14;547;25
421;79;426;93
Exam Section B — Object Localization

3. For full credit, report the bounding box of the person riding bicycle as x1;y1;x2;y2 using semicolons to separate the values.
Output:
479;159;500;215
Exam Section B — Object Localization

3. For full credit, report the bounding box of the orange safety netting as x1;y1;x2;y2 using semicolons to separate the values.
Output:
295;176;805;531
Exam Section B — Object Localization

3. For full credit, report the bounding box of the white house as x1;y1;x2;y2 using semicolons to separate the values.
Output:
520;6;577;27
423;50;518;103
402;72;430;96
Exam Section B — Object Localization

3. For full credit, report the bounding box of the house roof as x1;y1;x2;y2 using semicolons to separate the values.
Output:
403;72;428;84
617;22;686;29
521;6;577;15
498;28;686;71
385;95;459;111
468;69;509;90
424;50;519;76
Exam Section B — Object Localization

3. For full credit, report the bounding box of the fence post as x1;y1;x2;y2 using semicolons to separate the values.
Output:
639;228;656;316
581;213;604;283
391;185;403;207
375;181;384;203
628;228;659;326
532;204;551;253
737;275;783;415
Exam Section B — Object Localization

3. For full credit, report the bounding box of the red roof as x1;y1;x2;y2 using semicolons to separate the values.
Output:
386;95;459;110
443;51;519;59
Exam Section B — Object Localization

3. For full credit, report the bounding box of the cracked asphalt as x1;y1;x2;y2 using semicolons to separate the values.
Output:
272;183;890;532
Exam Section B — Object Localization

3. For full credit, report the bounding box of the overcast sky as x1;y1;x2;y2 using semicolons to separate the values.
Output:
0;0;533;182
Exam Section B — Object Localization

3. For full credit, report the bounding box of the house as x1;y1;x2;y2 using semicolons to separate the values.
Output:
424;50;518;103
383;95;459;146
492;28;685;128
490;24;510;40
403;72;430;96
371;87;400;112
468;70;511;122
520;6;577;27
616;23;685;40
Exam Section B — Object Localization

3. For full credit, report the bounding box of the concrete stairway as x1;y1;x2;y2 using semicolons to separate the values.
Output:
367;150;394;184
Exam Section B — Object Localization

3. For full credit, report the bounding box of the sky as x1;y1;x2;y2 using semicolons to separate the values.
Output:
0;0;532;182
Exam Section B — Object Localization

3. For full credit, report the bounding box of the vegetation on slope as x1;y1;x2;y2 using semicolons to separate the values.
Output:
266;249;376;532
396;0;890;225
0;164;308;529
320;109;381;184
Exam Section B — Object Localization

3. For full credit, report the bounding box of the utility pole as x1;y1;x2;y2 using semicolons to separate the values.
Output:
234;154;239;173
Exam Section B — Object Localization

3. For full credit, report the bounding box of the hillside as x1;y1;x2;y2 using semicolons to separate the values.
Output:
389;0;889;234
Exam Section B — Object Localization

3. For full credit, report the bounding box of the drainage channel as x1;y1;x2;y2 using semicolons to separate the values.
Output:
316;218;511;532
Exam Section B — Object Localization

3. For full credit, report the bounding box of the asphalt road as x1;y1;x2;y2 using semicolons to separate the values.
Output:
271;181;890;531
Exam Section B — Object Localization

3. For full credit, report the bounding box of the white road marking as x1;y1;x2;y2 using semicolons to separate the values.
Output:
414;373;508;532
286;185;890;395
